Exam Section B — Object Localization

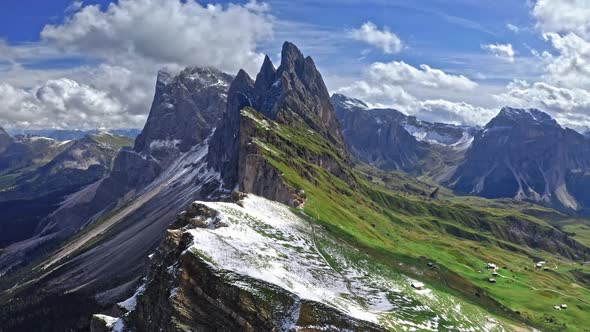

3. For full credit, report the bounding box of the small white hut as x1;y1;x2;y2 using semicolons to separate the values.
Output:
411;282;425;290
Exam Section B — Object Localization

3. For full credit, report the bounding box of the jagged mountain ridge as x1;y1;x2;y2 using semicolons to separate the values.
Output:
92;83;590;330
0;42;360;331
332;93;475;177
333;94;590;213
209;42;351;204
2;43;590;332
5;128;141;141
447;106;590;213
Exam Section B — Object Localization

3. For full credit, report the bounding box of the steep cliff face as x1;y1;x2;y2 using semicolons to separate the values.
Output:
447;107;590;213
0;126;13;154
0;68;231;278
135;67;231;166
238;110;295;205
209;42;350;202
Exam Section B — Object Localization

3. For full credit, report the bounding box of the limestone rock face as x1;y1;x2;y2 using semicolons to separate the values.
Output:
135;67;232;167
237;111;296;206
447;107;590;213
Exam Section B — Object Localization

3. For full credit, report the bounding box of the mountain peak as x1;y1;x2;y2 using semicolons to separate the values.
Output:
498;106;554;122
135;66;232;158
208;41;348;191
488;106;559;128
156;70;173;86
331;93;369;111
254;55;277;92
280;41;305;70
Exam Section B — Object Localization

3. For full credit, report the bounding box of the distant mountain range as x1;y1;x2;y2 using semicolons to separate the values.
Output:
332;93;476;178
333;94;590;214
0;129;133;249
6;128;141;141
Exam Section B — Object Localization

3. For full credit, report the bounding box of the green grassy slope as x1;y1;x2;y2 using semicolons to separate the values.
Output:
243;107;590;332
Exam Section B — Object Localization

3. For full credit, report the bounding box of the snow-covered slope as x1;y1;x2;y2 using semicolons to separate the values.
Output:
121;195;509;331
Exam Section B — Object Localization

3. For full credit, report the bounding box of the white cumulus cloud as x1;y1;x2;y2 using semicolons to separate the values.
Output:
367;61;478;91
482;43;515;62
542;32;590;89
350;22;403;54
0;77;147;129
533;0;590;39
334;61;493;125
0;0;274;129
41;0;273;75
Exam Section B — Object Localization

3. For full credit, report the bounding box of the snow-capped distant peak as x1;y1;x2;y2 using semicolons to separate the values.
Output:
403;122;472;148
332;93;369;111
496;107;555;125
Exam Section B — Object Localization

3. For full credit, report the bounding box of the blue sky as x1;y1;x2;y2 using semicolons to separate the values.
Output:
0;0;542;79
0;0;589;130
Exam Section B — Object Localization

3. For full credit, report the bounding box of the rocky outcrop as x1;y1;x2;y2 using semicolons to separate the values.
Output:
447;107;590;213
126;203;384;332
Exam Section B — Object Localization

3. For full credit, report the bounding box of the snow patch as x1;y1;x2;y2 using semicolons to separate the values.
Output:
117;284;146;312
149;139;181;150
185;195;509;331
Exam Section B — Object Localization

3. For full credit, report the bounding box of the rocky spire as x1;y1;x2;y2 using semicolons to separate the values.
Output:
254;55;277;92
208;41;349;191
207;69;254;187
272;41;345;148
279;41;305;73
